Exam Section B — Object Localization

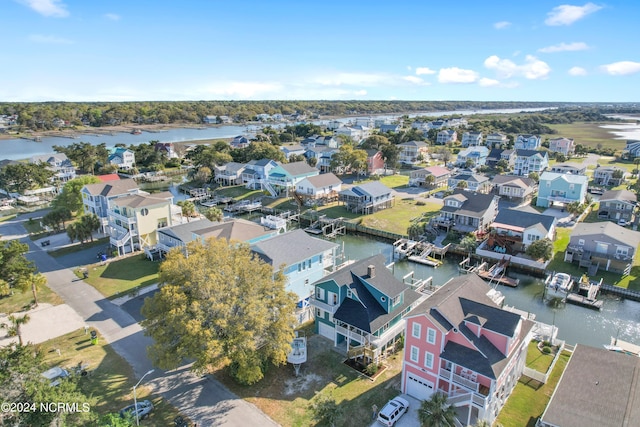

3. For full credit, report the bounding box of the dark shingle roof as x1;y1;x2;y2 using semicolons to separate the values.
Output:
600;189;637;203
515;149;545;157
571;222;640;249
251;229;338;267
157;218;215;243
492;209;555;233
443;189;496;216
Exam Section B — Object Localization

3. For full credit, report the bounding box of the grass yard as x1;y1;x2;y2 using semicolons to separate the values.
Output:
41;329;185;426
215;334;403;427
47;237;109;258
0;283;64;314
496;351;571;427
358;174;410;189
542;122;626;151
360;199;442;236
315;203;363;220
215;185;264;200
79;254;160;299
0;214;16;222
526;341;555;374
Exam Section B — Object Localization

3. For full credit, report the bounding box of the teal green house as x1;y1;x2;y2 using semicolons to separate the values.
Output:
311;254;424;363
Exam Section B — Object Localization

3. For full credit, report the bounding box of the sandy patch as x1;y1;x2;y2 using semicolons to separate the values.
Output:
284;373;323;396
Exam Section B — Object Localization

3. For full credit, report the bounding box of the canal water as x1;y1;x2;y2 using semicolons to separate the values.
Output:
334;234;640;349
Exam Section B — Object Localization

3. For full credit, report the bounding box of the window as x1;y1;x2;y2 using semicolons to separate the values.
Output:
410;346;419;363
381;296;386;302
140;208;149;216
427;328;436;344
316;288;325;300
424;352;434;369
316;309;322;317
412;323;421;339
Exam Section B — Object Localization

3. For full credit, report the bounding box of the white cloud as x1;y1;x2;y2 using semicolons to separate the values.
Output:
568;66;587;76
538;42;589;53
438;68;479;84
104;13;121;21
484;55;551;79
415;67;436;75
493;21;511;30
28;34;73;44
545;3;602;26
600;61;640;76
403;76;426;85
17;0;68;18
478;78;500;87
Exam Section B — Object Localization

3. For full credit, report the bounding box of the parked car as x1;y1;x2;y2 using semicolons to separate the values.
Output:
377;396;409;426
119;400;154;420
618;219;630;227
41;366;69;386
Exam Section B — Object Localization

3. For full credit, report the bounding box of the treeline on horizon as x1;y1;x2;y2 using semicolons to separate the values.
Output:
0;100;638;131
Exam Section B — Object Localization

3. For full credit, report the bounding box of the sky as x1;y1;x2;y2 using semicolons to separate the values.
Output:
1;0;639;103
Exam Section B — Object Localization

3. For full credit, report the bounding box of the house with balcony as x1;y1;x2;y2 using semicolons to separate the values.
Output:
267;161;319;197
536;172;588;208
155;142;179;159
549;162;587;175
214;162;247;186
339;181;394;214
81;179;141;232
294;173;342;205
456;146;489;167
436;130;457;145
487;208;556;255
305;146;339;173
252;229;339;323
280;144;306;160
379;124;401;133
335;125;370;142
433;190;499;234
513;150;548;176
409;166;452;188
491;175;536;203
514;134;541;150
448;173;491;193
108;191;176;255
598;189;637;223
593;166;626;186
564;222;640;275
622;139;640;158
485;133;508;149
401;273;534;426
312;254;424;363
230;135;250;149
548;137;575;156
461;132;483;148
241;159;278;190
486;149;515;169
398;141;429;165
31;153;76;183
108;148;136;170
365;149;386;174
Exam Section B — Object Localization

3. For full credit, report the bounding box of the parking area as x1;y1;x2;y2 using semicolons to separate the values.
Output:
370;394;421;427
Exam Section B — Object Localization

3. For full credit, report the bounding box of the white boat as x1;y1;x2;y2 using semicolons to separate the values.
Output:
545;272;573;300
287;336;307;365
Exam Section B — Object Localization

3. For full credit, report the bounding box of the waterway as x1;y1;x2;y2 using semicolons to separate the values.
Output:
334;234;640;349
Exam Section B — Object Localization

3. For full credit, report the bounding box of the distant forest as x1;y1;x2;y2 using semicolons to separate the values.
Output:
0;100;638;131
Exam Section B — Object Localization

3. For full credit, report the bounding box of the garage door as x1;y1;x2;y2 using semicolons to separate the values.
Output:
318;322;335;341
406;373;434;401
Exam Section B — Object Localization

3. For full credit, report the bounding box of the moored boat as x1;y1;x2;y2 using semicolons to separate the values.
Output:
545;272;573;299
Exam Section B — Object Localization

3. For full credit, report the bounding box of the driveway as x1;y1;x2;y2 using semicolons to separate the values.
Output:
370;394;422;427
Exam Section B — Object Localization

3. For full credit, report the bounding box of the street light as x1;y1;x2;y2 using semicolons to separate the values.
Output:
133;369;154;426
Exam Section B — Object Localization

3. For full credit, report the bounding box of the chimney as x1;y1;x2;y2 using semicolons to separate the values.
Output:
367;265;375;278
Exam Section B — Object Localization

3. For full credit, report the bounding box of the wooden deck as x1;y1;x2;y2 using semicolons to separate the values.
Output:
565;293;604;310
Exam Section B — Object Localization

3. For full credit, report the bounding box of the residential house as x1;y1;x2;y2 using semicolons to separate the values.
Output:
409;166;452;188
280;144;306;160
398;141;429;165
593;166;626;186
514;134;541;150
108;148;136;170
491;175;536;203
597;189;637;223
461;132;483;147
448;173;491;193
365;149;386;174
433;190;499;234
312;254;424;363
267;161;319;196
622;139;640;158
96;173;121;182
564;222;640;275
536;172;588;208
486;149;515;168
456;146;489;167
339;181;394;214
81;179;141;232
548;137;575;156
355;118;374;128
538;345;640;427
485;133;508;149
31;153;76;183
436;130;457;145
203;115;218;124
252;229;339;322
411;121;430;131
214;162;247;186
379;124;401;133
108;191;176;255
305;146;338;173
294;173;342;205
230;135;250;149
241;159;278;190
155;142;179;159
401;274;534;426
314;135;340;148
154;218;216;256
487;208;556;255
335;125;370;142
549;162;587;175
326;120;343;131
513;150;548;176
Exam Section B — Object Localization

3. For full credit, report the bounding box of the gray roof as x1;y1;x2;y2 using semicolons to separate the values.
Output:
279;161;318;176
491;175;535;188
31;153;70;164
303;173;342;188
113;192;173;209
195;218;273;243
515;149;546;158
600;189;637;203
349;181;392;198
441;189;496;216
157;218;215;243
450;173;489;183
399;140;428;147
570;222;640;249
492;208;556;233
540;345;640;427
83;179;139;197
251;229;338;267
540;171;588;184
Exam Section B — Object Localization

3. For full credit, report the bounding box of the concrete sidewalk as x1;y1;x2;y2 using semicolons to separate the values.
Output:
0;303;86;346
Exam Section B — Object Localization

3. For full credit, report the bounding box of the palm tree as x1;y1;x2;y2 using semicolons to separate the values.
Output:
18;272;47;307
418;392;457;427
2;314;31;345
177;200;197;222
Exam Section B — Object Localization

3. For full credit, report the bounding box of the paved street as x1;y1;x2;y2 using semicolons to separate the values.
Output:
0;216;278;426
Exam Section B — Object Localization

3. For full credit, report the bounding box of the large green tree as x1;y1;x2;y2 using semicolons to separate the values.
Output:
418;392;457;427
53;142;109;174
0;163;55;194
141;238;297;385
526;238;553;261
51;175;101;213
0;240;36;291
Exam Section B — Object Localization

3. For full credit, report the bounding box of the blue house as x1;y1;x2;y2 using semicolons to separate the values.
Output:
514;150;549;176
267;161;319;196
514;134;541;150
311;254;424;363
456;146;489;167
536;172;588;208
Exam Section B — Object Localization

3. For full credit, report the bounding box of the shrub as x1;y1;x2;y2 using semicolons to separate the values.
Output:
542;346;551;354
365;363;380;376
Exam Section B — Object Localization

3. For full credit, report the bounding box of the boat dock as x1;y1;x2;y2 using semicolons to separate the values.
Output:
462;257;519;287
564;276;603;310
393;238;449;267
304;215;345;238
605;337;640;356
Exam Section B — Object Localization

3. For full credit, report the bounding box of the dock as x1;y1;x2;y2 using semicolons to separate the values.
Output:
565;293;604;310
394;239;449;267
475;258;519;287
605;337;640;356
564;276;603;310
304;215;345;238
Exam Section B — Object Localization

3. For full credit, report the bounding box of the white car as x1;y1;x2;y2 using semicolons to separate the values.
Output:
617;219;630;227
377;396;409;426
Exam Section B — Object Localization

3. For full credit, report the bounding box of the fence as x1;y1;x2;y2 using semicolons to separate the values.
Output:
522;340;566;384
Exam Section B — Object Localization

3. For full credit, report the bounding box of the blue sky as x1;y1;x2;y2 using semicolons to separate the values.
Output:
2;0;639;102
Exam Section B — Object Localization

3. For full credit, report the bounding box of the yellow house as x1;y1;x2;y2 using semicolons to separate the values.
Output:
108;191;175;255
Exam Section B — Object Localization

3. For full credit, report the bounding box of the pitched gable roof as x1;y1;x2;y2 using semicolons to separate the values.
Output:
351;181;392;198
600;189;637;203
492;208;556;233
251;229;338;267
279;161;318;176
304;173;342;188
83;179;138;197
571;222;640;249
195;218;273;243
424;166;451;177
157;218;215;243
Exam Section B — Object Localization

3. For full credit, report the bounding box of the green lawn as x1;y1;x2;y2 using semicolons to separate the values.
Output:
497;351;571;427
79;254;160;299
358;174;410;189
526;341;555;373
23;218;45;234
0;283;64;314
42;329;187;426
542;122;625;151
0;214;16;222
360;199;442;235
215;185;265;200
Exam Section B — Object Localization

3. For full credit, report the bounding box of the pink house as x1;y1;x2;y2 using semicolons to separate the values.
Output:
401;274;534;425
365;149;386;175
